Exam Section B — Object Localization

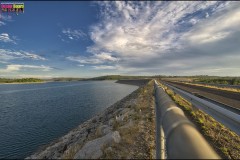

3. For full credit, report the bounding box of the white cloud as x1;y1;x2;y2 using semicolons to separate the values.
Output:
0;64;53;73
94;52;119;62
0;49;46;61
181;67;240;76
0;33;17;44
66;52;119;65
67;55;102;64
0;60;8;64
0;15;12;27
0;74;56;79
184;5;240;44
1;15;13;22
92;65;118;70
89;1;223;58
84;1;240;76
189;18;198;25
62;28;87;40
187;31;231;44
13;74;56;78
0;21;6;26
205;12;209;18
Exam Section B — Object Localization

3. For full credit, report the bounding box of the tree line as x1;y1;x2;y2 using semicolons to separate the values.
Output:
0;78;43;83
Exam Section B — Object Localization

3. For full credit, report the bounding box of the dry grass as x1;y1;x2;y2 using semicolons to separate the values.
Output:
62;143;81;159
183;82;240;93
161;77;194;82
63;80;156;159
157;81;240;159
102;80;156;159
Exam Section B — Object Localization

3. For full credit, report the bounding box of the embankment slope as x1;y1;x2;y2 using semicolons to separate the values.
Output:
26;80;155;159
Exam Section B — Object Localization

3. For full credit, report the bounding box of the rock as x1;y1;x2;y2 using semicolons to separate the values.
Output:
107;113;113;120
119;119;134;130
115;115;124;122
73;131;121;159
108;118;115;127
96;125;112;136
92;118;97;123
115;109;135;123
105;147;113;152
59;144;67;153
112;131;121;143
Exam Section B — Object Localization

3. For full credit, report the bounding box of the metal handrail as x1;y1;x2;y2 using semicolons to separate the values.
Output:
154;80;220;159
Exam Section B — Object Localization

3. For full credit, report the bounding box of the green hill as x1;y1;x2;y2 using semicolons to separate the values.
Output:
0;78;44;83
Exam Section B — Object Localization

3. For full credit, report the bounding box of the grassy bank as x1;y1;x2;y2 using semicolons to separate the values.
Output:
183;82;240;93
157;80;240;159
64;80;156;159
194;78;240;85
102;80;156;159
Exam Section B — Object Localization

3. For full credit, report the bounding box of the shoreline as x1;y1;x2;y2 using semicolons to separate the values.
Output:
0;79;150;85
115;79;150;86
26;80;155;159
0;82;46;85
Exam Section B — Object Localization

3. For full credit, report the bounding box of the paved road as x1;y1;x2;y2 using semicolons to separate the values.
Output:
163;81;240;110
164;82;240;135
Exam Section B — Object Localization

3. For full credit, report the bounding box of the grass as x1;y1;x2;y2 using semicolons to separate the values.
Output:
101;80;156;159
157;81;240;159
63;144;81;159
183;81;240;93
63;80;156;159
195;78;240;85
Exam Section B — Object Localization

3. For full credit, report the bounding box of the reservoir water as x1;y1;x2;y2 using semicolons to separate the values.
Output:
0;81;138;158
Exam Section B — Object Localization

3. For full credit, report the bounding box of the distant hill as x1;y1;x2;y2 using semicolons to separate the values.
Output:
88;75;151;80
49;78;85;82
0;78;44;83
8;75;238;83
46;75;152;82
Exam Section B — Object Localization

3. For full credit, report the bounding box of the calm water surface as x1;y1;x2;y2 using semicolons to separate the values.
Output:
0;81;138;158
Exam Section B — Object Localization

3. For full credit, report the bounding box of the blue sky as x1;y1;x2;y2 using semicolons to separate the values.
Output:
0;1;240;78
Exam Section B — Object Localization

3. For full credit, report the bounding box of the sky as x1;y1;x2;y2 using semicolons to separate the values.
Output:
0;1;240;78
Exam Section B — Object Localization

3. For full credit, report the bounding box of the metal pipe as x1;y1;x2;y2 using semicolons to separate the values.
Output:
155;98;160;159
154;80;220;159
160;126;165;159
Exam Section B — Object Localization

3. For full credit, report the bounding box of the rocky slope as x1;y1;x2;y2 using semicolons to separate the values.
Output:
26;80;156;159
